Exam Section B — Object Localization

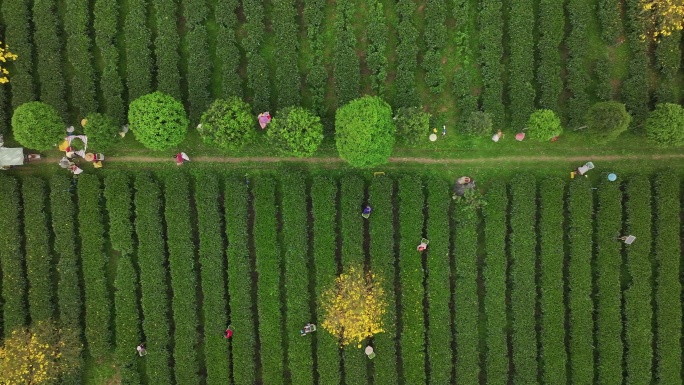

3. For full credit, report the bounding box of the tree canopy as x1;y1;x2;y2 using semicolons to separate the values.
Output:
198;97;255;150
11;101;65;150
128;91;188;150
266;107;323;157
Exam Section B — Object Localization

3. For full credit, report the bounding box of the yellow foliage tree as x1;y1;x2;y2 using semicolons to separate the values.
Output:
642;0;684;39
0;321;75;385
0;41;18;84
320;265;387;347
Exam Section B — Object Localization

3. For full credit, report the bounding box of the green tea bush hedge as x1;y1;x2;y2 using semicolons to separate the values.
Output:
644;103;684;146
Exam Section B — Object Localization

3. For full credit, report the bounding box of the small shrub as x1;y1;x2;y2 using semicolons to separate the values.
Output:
394;107;430;145
11;102;64;150
585;101;631;143
463;111;493;136
335;95;396;167
644;103;684;146
198;97;255;150
128;92;188;150
266;107;323;157
83;113;120;151
527;109;562;141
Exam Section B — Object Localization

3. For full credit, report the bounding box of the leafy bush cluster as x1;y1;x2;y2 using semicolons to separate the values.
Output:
76;175;112;359
197;174;232;385
566;0;593;126
653;172;682;383
163;174;201;384
128;92;188;150
94;0;125;124
273;0;301;108
334;0;360;107
32;0;68;121
49;176;85;385
585;101;631;143
463;110;493;136
567;178;594;384
507;0;536;129
12;101;64;150
394;0;419;108
124;0;152;101
368;177;399;385
335;96;395;167
64;0;97;119
2;0;36;110
134;173;172;383
397;175;426;384
183;0;211;122
198;97;255;150
303;0;327;116
477;0;505;128
251;177;285;382
310;177;342;384
536;0;564;111
422;0;447;94
527;109;562;141
266;107;323;157
621;0;650;126
595;179;623;384
426;177;455;383
394;106;430;145
366;0;388;95
538;178;567;384
153;0;181;100
102;173;142;385
215;0;241;98
644;103;684;146
83;112;121;151
242;0;270;112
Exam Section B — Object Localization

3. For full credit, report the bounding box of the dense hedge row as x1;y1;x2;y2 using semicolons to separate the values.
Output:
133;173;172;383
32;0;68;120
654;31;681;104
366;0;388;95
567;178;594;385
124;0;152;101
653;172;682;383
451;0;478;126
303;0;327;115
334;0;360;107
102;173;142;385
623;176;652;385
2;0;36;109
153;0;181;99
310;176;342;385
509;176;537;383
93;0;125;124
566;0;593;126
273;0;301;107
281;173;314;384
77;175;111;359
183;0;211;122
339;175;367;382
621;0;650;126
536;0;564;111
451;180;479;383
507;0;535;129
397;175;426;384
196;173;231;385
242;0;270;112
368;177;398;385
252;177;285;382
0;175;27;333
477;0;505;127
49;176;84;385
538;178;567;384
422;0;447;94
22;178;54;322
163;173;200;385
394;0;419;108
64;0;97;118
482;181;508;384
595;180;623;384
215;0;241;98
598;0;620;43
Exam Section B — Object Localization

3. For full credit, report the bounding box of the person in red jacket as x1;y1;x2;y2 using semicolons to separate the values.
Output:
224;327;233;339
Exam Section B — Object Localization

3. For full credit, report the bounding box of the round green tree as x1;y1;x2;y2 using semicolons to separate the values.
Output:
394;106;431;145
644;103;684;146
11;102;64;150
463;111;493;136
585;101;631;143
527;109;562;141
83;113;120;151
128;91;188;150
335;96;396;167
266;107;323;157
198;97;255;150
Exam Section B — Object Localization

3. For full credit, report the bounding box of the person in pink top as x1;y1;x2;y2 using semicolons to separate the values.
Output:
258;112;272;129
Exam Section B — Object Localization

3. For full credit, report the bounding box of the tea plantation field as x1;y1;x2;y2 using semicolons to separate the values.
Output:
0;171;681;384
